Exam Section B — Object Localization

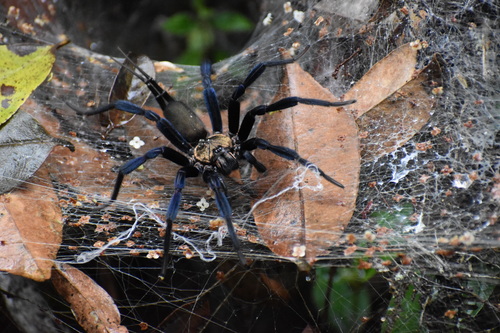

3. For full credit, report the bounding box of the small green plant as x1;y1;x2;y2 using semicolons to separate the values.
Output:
312;266;377;331
162;0;253;64
370;203;414;230
382;284;422;332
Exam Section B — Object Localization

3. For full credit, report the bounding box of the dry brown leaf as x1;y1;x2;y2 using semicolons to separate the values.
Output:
100;54;155;135
0;166;62;281
252;62;360;265
46;142;118;197
343;41;442;161
355;55;443;160
259;273;291;300
160;299;211;332
344;42;419;118
52;263;128;333
46;139;167;206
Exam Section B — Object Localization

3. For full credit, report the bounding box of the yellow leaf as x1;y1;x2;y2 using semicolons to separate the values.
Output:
0;43;62;125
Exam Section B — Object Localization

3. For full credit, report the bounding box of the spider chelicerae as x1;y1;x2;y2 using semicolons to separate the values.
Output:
72;47;355;279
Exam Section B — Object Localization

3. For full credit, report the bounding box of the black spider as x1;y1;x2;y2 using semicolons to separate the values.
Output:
71;48;355;279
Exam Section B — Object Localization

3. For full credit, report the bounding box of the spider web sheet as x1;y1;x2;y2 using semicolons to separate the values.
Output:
0;0;499;332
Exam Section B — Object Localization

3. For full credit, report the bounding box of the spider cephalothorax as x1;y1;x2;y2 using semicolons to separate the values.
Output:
193;134;238;175
72;47;355;279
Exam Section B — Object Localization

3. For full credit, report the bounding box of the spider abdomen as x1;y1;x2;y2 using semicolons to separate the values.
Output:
194;134;238;175
163;101;207;144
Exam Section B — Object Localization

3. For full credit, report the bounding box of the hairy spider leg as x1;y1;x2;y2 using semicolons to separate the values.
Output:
242;150;266;172
226;47;312;135
241;138;345;189
159;166;199;280
235;97;355;188
92;145;197;280
223;49;356;172
200;62;223;133
112;51;175;110
237;96;356;142
199;62;247;264
113;52;209;144
203;170;246;265
109;146;190;204
71;100;192;154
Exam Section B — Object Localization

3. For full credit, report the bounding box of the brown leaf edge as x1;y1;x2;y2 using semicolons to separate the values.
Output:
344;41;420;118
52;263;128;333
0;166;62;281
355;53;443;161
343;41;443;161
251;60;360;266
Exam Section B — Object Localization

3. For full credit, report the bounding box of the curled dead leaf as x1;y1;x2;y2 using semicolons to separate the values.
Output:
344;42;443;161
344;42;419;119
100;53;155;135
52;263;128;333
251;42;442;265
252;61;360;265
0;166;62;281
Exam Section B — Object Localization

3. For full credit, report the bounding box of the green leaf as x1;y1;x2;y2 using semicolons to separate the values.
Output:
188;26;213;52
370;203;414;229
384;284;422;332
212;12;254;32
0;43;59;125
177;49;203;66
312;267;377;331
163;13;196;35
465;275;496;317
